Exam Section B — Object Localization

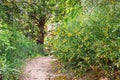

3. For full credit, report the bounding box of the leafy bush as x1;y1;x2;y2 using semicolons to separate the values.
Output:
50;3;120;79
0;23;41;80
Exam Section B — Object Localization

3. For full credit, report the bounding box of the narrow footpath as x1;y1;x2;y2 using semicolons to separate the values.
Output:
20;56;109;80
21;56;53;80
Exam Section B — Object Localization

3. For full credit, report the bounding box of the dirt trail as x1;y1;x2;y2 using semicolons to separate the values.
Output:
21;56;53;80
20;56;109;80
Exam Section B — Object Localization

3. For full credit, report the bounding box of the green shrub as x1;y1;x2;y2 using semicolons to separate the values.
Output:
50;4;120;79
0;23;41;80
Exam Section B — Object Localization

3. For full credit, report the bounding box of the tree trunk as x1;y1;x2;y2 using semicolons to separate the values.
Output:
36;16;46;45
36;17;46;53
37;25;44;44
0;75;2;80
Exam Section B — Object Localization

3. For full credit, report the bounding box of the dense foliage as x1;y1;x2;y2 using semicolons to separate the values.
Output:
0;0;77;44
0;0;120;80
0;1;42;80
50;1;120;79
0;0;77;79
0;22;41;80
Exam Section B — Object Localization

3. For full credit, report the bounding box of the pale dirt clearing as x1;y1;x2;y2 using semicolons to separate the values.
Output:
20;56;109;80
20;56;53;80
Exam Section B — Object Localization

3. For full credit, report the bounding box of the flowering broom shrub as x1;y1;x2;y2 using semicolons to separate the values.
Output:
50;3;120;79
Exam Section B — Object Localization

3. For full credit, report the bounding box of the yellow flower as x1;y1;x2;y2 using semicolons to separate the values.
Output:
63;39;67;43
53;31;57;35
68;33;72;37
76;32;81;36
77;49;80;51
78;45;82;48
85;57;90;61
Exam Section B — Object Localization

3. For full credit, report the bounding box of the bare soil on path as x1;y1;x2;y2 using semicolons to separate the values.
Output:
20;56;53;80
20;56;109;80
